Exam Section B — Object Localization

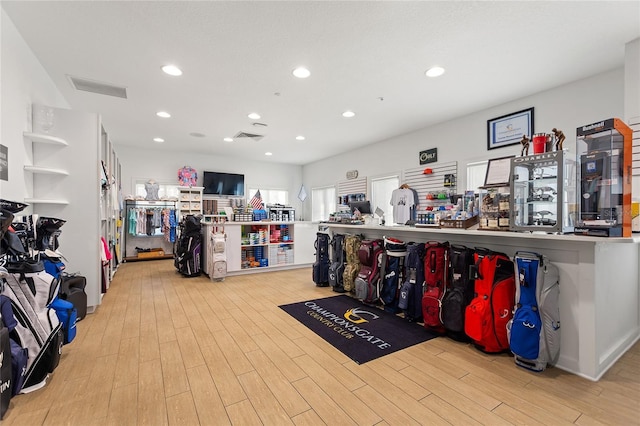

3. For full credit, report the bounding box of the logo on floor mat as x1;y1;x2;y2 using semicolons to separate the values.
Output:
344;308;379;324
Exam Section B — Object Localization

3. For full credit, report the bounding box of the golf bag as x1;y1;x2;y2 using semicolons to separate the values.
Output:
328;234;346;292
59;274;88;321
210;231;227;282
0;326;11;419
175;215;202;277
507;252;560;372
380;237;407;312
354;239;385;303
398;242;425;322
465;249;516;353
441;244;475;341
1;269;64;393
342;234;362;292
422;241;450;334
312;232;330;287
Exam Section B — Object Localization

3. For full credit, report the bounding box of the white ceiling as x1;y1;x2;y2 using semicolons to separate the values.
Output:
3;1;639;166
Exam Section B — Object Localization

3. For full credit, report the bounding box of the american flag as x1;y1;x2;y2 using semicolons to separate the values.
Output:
249;190;263;210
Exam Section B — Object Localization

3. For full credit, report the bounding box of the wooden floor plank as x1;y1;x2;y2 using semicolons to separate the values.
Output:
291;377;357;425
245;349;311;417
237;370;294;425
2;260;638;425
185;364;231;426
293;354;383;425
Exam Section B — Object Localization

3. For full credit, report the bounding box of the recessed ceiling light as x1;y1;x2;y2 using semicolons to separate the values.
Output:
189;132;206;138
296;135;305;141
156;111;171;118
153;137;164;143
161;65;182;76
265;152;273;156
292;67;310;78
425;66;445;77
342;110;355;118
223;137;233;142
248;112;261;120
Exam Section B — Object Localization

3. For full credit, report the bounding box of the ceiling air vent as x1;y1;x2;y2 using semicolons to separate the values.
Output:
67;75;128;99
234;131;264;142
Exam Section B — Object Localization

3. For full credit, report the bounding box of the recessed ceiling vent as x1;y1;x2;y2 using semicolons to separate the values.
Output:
67;75;128;99
234;131;264;142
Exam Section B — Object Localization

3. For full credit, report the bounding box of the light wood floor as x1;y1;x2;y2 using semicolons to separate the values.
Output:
3;260;639;425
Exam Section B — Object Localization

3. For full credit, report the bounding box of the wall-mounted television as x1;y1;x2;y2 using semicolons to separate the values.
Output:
202;171;245;196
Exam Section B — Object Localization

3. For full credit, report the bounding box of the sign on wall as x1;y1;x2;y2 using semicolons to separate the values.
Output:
419;148;437;165
0;145;7;181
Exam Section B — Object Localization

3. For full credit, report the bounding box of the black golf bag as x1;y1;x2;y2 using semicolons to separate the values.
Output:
328;234;346;292
175;215;202;277
312;232;330;287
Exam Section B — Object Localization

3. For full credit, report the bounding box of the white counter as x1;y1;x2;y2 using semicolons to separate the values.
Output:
323;223;640;381
202;221;316;276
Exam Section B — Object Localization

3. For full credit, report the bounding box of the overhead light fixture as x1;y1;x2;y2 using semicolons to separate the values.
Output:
161;65;182;76
156;111;171;118
296;135;305;141
153;137;164;143
223;137;233;142
265;152;273;156
292;67;311;78
189;132;206;138
342;110;355;118
248;112;261;120
425;66;445;77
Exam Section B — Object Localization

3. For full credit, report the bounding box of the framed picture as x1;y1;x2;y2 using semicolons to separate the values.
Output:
483;155;515;186
487;107;534;150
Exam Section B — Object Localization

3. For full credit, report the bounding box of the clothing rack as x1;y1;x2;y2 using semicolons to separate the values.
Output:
123;200;177;262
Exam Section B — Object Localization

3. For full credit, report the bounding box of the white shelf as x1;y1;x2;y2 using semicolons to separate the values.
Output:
23;131;68;146
24;165;69;175
24;198;69;205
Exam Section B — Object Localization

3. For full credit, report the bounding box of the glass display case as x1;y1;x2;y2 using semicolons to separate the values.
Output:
478;185;510;230
575;118;633;237
510;151;575;233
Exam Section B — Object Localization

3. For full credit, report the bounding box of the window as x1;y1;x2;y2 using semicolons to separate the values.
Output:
133;180;179;199
370;175;399;216
466;161;488;192
247;188;288;206
312;186;336;222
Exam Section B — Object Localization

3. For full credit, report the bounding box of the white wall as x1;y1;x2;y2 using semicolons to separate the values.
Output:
302;68;624;199
0;9;69;201
116;145;306;216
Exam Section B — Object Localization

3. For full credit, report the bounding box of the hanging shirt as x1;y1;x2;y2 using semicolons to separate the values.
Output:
390;188;415;225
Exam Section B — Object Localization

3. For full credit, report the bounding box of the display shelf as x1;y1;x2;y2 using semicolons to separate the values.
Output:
478;185;510;230
24;198;69;205
510;151;574;233
177;186;203;222
23;131;68;146
23;165;69;175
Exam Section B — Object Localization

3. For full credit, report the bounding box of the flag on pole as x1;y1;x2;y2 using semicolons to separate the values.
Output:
249;189;263;210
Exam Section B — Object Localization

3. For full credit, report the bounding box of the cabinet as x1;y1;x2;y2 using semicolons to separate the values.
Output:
510;151;575;233
219;222;315;272
177;186;203;221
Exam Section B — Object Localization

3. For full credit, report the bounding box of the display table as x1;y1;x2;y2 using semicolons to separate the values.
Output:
323;222;640;381
202;221;316;276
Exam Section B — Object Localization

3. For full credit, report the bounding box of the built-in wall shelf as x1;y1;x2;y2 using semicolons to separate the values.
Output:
23;131;68;146
23;165;69;175
24;198;69;205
